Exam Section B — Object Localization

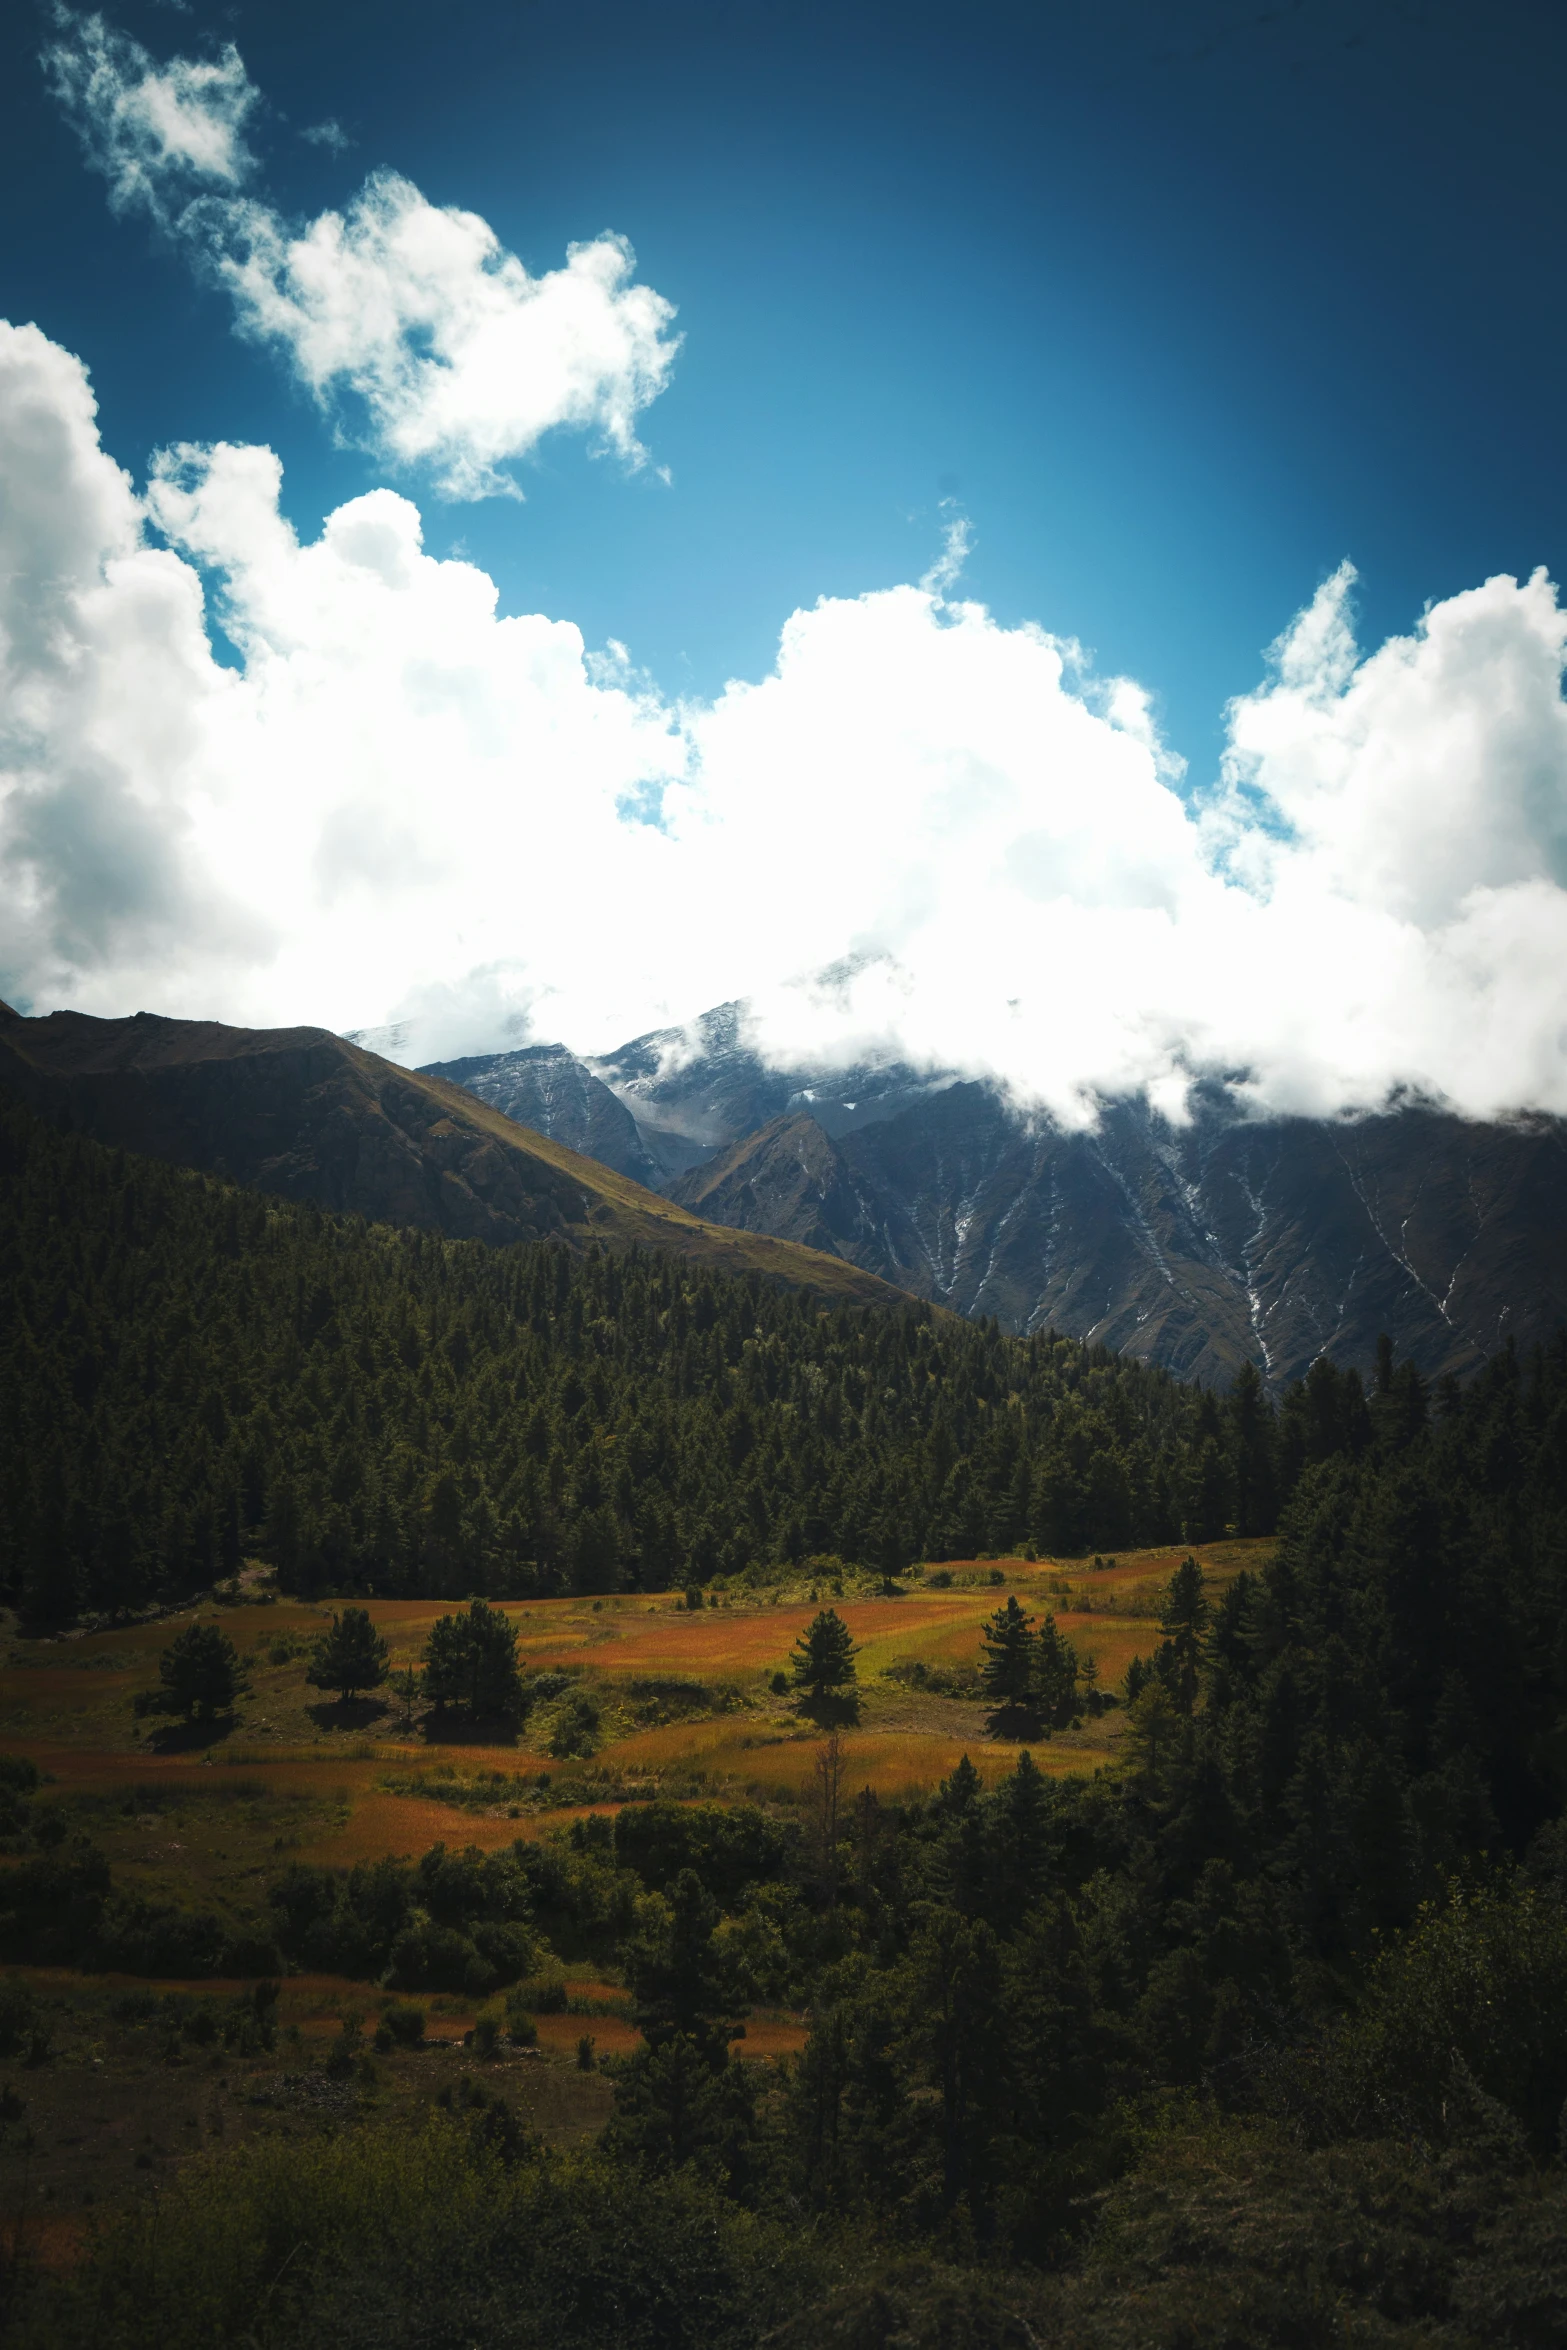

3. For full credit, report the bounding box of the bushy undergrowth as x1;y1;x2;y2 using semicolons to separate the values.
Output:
17;2121;819;2350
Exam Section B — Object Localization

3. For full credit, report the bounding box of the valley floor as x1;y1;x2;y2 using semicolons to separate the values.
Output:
0;1543;1265;2261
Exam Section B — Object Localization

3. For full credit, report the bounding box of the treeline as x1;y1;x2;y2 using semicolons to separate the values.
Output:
3;1093;1372;1620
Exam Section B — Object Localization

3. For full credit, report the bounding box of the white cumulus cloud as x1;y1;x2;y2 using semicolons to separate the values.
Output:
45;12;680;497
3;319;1567;1129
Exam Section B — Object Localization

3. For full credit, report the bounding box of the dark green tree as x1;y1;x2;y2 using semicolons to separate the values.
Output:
1035;1610;1081;1729
1228;1362;1277;1535
979;1596;1037;1710
603;2029;757;2180
791;1608;858;1708
423;1599;526;1723
624;1867;745;2061
1157;1555;1210;1714
306;1606;390;1701
152;1621;243;1721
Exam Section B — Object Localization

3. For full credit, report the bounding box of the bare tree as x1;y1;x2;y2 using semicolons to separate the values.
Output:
812;1730;849;1907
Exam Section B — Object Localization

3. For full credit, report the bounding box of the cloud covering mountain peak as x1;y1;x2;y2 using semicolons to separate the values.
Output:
2;316;1567;1129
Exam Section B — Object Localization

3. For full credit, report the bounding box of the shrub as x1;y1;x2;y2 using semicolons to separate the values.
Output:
0;1973;34;2055
546;1692;602;1759
379;2001;426;2047
515;1970;568;2014
504;1987;539;2047
387;1920;496;1995
324;2015;364;2079
9;2118;820;2350
614;1803;796;1907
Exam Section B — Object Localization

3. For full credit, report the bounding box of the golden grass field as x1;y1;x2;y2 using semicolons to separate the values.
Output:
0;1544;1268;2252
0;1541;1272;1905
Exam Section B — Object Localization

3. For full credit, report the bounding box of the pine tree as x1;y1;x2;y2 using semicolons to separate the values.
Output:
1035;1610;1081;1729
423;1598;525;1723
624;1868;744;2060
791;1608;858;1706
980;1596;1037;1708
1122;1679;1182;1793
151;1621;243;1721
307;1606;390;1701
1158;1555;1211;1714
991;1749;1054;1926
1228;1362;1277;1536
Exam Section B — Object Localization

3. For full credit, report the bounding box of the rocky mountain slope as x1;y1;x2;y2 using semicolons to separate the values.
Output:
0;1005;911;1307
421;1041;661;1186
435;1009;1567;1386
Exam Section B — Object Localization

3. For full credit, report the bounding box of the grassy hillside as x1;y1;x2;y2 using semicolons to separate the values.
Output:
0;1007;909;1307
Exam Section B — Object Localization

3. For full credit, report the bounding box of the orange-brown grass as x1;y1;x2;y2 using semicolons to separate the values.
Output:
4;2210;90;2275
1061;1616;1158;1688
295;1792;537;1865
0;1541;1270;1904
609;1720;1097;1802
735;2017;809;2059
519;1595;997;1679
533;2010;640;2058
14;1965;403;2020
0;1739;400;1798
295;1797;636;1866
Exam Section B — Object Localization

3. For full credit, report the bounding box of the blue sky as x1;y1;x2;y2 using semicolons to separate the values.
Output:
4;0;1567;1123
6;0;1564;770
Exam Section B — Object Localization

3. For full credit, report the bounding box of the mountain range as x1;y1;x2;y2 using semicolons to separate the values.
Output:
4;993;1560;1389
0;1003;905;1310
424;1003;1567;1388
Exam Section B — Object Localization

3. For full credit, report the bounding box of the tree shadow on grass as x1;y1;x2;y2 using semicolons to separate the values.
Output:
305;1696;391;1735
142;1715;238;1756
796;1691;862;1730
984;1702;1048;1742
420;1710;523;1748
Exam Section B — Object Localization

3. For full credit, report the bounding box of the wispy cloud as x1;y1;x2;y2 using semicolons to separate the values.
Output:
44;11;680;497
44;7;257;219
299;118;350;154
920;501;973;597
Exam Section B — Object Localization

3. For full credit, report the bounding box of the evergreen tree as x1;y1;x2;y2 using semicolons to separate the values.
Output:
423;1599;526;1723
624;1868;745;2061
791;1609;858;1708
151;1621;243;1721
979;1596;1037;1710
1228;1362;1277;1535
306;1606;391;1701
1122;1679;1183;1794
1035;1610;1082;1729
1157;1556;1211;1714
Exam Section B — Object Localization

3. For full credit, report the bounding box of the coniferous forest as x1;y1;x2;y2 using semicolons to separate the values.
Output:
7;1094;1567;2345
1;1092;1304;1617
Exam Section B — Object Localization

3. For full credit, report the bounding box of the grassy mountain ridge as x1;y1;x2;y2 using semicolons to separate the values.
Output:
0;1006;907;1308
